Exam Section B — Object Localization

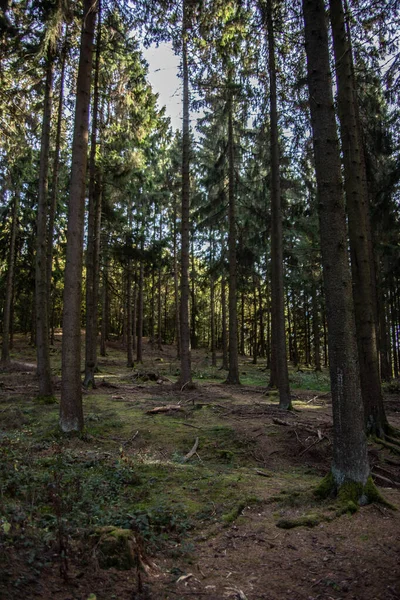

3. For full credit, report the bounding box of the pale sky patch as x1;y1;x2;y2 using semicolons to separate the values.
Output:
143;42;182;131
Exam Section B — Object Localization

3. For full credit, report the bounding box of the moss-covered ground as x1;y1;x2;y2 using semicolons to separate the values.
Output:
0;335;399;599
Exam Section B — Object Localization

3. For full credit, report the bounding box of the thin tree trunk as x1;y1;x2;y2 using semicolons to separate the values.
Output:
221;274;229;371
190;237;197;349
47;28;67;327
303;0;370;496
258;282;266;358
262;0;291;407
157;267;162;350
136;250;144;363
173;197;181;358
312;280;322;371
60;0;97;433
240;291;245;356
36;52;54;397
1;194;18;363
178;0;192;387
252;278;258;365
210;229;217;367
100;252;108;357
226;91;240;384
329;0;387;436
126;259;134;367
84;5;102;387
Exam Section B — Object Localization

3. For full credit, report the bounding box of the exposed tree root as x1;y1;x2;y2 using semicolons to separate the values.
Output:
374;437;400;456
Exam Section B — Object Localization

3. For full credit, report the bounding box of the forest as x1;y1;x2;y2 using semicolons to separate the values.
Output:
0;0;400;598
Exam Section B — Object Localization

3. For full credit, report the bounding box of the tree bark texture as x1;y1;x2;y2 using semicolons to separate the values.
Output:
1;194;18;363
262;0;291;407
178;0;192;387
47;26;68;306
303;0;370;490
60;0;97;433
226;93;240;384
329;0;387;436
84;3;102;387
35;53;54;397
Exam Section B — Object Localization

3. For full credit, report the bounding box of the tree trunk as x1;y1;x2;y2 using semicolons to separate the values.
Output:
312;280;322;371
240;291;245;356
35;52;54;397
210;229;217;367
329;0;387;437
100;251;108;357
1;194;18;364
226;91;240;384
60;0;97;433
221;274;229;371
190;238;197;349
126;260;134;367
258;282;266;358
136;251;144;364
173;197;181;358
252;279;258;364
84;6;102;387
47;28;67;337
262;0;291;407
178;0;192;387
303;0;370;497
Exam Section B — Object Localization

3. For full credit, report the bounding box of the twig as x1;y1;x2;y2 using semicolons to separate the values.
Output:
299;436;324;456
255;469;272;477
306;395;319;404
123;430;139;446
182;437;199;462
172;421;202;430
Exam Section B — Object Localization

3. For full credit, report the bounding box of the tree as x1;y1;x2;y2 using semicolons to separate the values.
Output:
1;192;18;363
35;46;54;399
60;0;97;433
178;0;193;388
84;2;102;388
302;0;371;499
258;0;291;408
329;0;387;437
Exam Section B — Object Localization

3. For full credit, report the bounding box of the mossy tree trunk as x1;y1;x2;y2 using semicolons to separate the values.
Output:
303;0;370;498
329;0;387;437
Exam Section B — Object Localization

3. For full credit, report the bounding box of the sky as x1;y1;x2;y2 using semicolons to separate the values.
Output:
142;42;182;131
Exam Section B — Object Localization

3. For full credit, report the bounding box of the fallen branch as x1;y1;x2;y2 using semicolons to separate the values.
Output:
298;436;326;456
172;421;202;430
147;405;186;414
255;469;272;478
182;437;199;463
272;418;292;426
123;430;139;447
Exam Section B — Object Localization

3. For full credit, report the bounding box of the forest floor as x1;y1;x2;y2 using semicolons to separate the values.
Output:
0;334;400;600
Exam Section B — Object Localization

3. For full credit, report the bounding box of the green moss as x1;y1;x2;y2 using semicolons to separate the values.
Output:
363;476;397;510
315;472;397;511
336;500;358;516
222;501;247;524
314;472;335;499
92;526;137;570
35;395;58;405
276;513;321;529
